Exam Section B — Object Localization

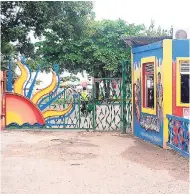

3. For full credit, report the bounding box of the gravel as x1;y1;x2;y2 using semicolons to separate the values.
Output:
1;130;189;194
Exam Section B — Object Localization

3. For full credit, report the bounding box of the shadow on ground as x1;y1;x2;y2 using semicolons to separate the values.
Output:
121;137;189;182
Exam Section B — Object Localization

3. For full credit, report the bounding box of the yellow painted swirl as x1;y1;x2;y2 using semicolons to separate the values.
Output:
42;104;73;119
14;61;28;95
31;71;57;104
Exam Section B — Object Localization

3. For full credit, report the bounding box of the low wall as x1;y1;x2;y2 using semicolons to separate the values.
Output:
167;114;189;158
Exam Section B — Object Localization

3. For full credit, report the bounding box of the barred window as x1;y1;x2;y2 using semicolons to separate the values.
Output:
180;62;190;103
142;63;154;108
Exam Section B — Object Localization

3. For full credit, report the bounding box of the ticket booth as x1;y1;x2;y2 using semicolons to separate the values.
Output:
123;36;189;157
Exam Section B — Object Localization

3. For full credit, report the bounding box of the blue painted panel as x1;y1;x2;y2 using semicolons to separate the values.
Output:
133;42;164;147
167;143;190;158
38;64;60;111
166;114;190;123
7;58;13;92
132;41;163;54
133;44;163;66
134;110;163;147
27;67;40;99
172;39;190;60
167;114;189;157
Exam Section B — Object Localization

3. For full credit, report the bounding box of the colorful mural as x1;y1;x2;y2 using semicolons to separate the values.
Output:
132;40;164;147
131;39;190;157
1;71;6;130
6;58;76;128
156;72;163;127
133;78;141;122
167;115;189;156
138;70;163;133
133;60;163;133
140;115;159;132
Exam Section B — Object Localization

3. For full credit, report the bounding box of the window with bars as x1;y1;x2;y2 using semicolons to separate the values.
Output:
142;63;155;108
180;62;190;103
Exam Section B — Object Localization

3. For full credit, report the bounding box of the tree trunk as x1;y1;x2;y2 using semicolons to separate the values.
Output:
93;72;100;100
101;70;110;98
95;82;99;100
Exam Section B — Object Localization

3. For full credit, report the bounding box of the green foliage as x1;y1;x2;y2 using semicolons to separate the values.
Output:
35;18;171;98
1;42;16;70
1;1;94;42
42;97;66;106
145;20;173;37
36;19;144;82
35;79;42;85
61;75;80;82
36;19;171;85
1;1;94;62
1;1;172;90
54;99;66;106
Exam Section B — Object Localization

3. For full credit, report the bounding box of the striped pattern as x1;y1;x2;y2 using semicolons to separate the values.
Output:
145;63;154;73
122;36;172;47
180;62;190;74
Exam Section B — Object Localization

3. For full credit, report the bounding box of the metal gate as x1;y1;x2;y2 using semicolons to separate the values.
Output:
5;58;131;131
93;78;126;131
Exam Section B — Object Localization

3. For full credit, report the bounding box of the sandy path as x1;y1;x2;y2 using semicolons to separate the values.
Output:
1;130;189;194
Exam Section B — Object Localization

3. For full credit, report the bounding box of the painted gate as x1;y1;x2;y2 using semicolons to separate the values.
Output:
5;58;131;131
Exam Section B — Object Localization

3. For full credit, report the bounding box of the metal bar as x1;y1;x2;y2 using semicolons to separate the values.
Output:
122;60;127;134
78;95;81;129
64;91;66;128
94;78;121;80
166;114;190;122
92;83;96;130
120;79;122;131
7;58;13;92
95;103;121;105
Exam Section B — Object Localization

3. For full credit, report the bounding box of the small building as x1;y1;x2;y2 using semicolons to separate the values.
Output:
123;35;190;157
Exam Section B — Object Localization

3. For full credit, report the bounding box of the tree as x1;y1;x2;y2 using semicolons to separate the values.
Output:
1;42;18;83
61;75;80;83
35;19;145;98
36;19;144;77
145;20;173;37
36;19;172;98
1;1;94;65
36;19;172;77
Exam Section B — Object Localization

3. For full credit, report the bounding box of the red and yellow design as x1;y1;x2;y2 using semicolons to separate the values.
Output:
6;60;73;126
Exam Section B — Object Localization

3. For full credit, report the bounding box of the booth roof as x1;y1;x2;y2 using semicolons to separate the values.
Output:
121;35;172;47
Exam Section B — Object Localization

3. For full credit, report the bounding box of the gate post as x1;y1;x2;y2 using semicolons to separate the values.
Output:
92;79;96;130
7;58;13;92
121;60;127;134
1;70;7;130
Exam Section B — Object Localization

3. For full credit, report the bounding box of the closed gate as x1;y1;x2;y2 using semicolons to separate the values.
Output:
5;58;131;132
94;78;125;131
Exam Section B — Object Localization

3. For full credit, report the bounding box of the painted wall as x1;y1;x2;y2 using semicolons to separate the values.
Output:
1;71;6;130
172;40;190;117
132;41;164;147
165;40;190;157
5;60;76;129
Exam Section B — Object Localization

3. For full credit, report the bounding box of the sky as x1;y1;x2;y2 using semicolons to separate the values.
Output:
93;0;190;37
29;0;190;42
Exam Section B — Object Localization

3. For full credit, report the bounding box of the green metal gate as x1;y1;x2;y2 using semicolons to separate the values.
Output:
6;58;131;131
92;61;132;132
45;61;131;131
93;78;125;131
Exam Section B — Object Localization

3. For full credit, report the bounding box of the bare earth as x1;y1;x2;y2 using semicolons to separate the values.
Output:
0;130;189;194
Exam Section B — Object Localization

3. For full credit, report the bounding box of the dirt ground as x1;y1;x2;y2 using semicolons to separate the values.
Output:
0;130;189;194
